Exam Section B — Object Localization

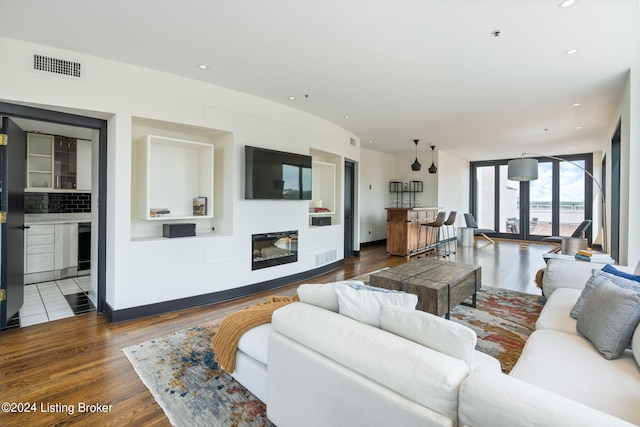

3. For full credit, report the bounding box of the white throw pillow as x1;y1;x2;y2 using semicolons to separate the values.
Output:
334;283;418;327
379;304;477;368
297;281;366;312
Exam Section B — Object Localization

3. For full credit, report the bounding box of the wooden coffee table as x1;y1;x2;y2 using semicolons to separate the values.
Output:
369;258;481;319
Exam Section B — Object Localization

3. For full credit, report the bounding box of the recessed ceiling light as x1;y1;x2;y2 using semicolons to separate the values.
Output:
559;0;576;7
289;96;296;100
572;102;582;107
575;126;583;130
564;48;579;55
344;115;351;119
198;64;209;70
368;140;374;144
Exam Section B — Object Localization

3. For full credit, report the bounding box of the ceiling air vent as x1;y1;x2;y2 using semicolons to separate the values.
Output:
33;54;82;78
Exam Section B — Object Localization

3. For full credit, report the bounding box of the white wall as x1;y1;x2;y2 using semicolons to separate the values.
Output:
359;148;395;243
612;67;640;265
392;151;439;207
436;152;470;229
0;37;359;311
359;148;470;244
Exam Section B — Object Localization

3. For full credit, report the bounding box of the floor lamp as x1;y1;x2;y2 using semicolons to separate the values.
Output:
507;153;607;254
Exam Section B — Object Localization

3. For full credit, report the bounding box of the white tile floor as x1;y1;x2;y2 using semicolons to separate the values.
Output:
20;276;94;327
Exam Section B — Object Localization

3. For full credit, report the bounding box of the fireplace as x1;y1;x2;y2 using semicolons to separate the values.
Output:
252;230;298;270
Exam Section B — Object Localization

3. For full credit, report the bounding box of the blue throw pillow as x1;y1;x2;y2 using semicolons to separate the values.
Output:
602;264;640;283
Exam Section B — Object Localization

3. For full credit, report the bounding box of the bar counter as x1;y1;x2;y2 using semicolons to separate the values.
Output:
385;207;441;258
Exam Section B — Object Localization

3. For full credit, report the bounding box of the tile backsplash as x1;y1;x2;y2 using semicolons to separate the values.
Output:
25;192;92;214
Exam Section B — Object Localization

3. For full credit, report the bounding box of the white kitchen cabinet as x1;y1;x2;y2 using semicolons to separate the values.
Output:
24;222;80;284
54;223;78;270
27;133;54;190
25;224;55;274
76;139;92;191
26;132;90;192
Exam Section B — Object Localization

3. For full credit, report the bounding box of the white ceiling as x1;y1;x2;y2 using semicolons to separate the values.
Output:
1;0;639;161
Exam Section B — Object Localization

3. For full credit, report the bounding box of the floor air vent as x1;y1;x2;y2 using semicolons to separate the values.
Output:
33;54;82;78
315;249;337;267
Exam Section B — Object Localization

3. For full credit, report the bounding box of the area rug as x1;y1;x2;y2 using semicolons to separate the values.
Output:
123;285;543;427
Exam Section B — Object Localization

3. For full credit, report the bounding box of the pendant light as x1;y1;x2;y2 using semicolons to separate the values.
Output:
411;139;422;171
428;145;437;174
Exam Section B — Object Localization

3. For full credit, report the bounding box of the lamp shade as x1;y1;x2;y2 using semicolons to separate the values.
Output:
508;158;538;181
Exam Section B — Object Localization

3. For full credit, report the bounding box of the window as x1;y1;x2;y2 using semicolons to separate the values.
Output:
470;154;593;243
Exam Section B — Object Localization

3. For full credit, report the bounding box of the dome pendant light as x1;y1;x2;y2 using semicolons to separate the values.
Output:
428;145;438;174
411;139;422;171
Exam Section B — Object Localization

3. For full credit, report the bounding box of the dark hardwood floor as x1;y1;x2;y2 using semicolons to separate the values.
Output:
0;239;552;426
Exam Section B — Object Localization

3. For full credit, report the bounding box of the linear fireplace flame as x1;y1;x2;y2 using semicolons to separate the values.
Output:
252;230;298;270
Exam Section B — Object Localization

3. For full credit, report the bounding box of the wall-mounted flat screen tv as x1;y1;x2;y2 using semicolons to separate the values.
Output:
245;145;312;200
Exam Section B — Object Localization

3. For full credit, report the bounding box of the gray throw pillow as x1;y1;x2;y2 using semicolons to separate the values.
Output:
576;279;640;359
570;269;640;319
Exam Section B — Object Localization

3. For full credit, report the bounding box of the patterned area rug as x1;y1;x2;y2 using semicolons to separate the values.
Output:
451;286;544;373
123;286;543;426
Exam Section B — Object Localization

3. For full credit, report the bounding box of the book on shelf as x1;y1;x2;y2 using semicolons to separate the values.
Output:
150;208;170;218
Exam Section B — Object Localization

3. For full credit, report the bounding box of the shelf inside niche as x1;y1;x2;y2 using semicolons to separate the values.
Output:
137;134;214;221
309;160;336;215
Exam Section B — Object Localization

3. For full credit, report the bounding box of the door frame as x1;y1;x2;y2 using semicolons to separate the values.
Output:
611;120;621;261
0;102;108;314
344;160;356;257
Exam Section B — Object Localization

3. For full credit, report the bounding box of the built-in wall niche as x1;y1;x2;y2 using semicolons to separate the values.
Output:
136;134;214;220
130;117;233;241
309;149;340;227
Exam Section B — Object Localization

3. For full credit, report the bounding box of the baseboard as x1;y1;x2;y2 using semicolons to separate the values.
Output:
104;259;345;323
360;239;386;248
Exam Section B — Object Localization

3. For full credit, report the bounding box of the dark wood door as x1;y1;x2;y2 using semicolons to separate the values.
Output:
1;117;26;328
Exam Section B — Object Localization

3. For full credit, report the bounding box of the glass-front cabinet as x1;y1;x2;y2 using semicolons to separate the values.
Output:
54;136;77;190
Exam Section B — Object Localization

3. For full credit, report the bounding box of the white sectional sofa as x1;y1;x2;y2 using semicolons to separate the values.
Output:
459;258;640;427
232;280;500;427
230;262;640;427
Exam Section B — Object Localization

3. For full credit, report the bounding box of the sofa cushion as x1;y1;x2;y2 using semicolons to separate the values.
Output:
272;302;469;422
379;304;476;368
633;323;640;367
510;329;640;425
542;258;603;297
576;280;640;359
297;280;367;312
334;283;417;327
459;370;637;427
535;288;581;334
570;269;640;319
237;323;273;365
602;264;640;283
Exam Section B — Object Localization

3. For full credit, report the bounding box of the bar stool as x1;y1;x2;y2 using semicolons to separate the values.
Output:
418;211;447;257
443;211;457;255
